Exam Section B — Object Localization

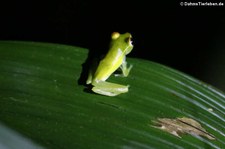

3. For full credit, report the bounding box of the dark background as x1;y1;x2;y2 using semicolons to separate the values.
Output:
1;1;225;91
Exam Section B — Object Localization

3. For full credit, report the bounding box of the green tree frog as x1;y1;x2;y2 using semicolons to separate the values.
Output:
86;32;133;96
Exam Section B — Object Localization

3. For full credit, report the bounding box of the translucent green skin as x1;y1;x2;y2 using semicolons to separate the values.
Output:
86;32;133;96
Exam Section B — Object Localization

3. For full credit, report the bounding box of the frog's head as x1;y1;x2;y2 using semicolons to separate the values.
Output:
111;32;133;55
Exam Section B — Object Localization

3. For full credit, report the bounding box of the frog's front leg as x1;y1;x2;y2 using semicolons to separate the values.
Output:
92;81;129;96
115;57;133;77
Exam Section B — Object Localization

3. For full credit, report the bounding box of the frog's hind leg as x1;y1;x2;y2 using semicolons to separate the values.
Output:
92;81;129;96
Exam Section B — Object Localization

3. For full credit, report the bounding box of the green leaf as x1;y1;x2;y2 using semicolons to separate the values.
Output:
0;41;224;149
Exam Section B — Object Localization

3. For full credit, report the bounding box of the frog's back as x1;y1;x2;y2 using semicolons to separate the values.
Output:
93;50;123;82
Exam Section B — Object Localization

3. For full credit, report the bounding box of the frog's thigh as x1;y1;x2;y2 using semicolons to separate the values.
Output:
86;71;93;84
92;81;128;96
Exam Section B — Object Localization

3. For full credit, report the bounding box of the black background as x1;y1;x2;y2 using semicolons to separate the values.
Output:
1;1;225;91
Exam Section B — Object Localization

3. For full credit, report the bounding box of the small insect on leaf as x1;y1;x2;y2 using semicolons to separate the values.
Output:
152;117;216;140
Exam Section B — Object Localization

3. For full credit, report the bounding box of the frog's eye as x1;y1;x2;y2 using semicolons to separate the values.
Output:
112;32;120;39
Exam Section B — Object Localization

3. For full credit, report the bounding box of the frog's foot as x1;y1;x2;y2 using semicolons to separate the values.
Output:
92;81;129;96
